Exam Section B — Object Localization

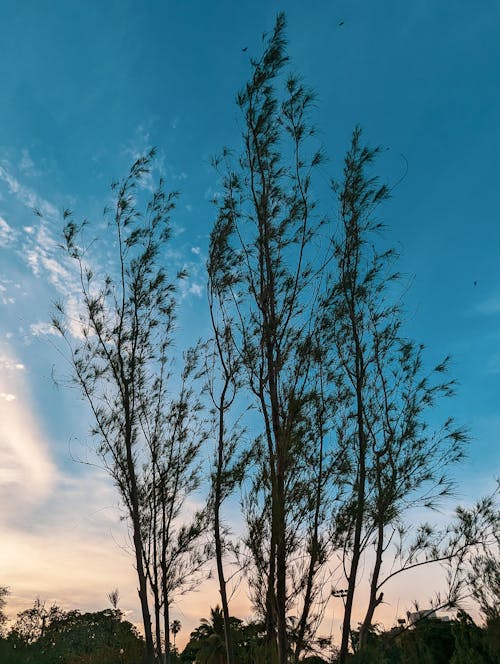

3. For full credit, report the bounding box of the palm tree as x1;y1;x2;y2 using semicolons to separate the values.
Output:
171;620;182;651
190;607;226;664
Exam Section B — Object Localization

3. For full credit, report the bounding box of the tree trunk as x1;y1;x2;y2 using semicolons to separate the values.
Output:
338;340;366;664
214;382;235;664
163;596;170;664
294;411;324;663
125;420;155;664
359;521;384;649
276;458;287;664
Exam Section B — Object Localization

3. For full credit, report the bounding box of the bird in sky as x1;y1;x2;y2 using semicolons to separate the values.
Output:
338;20;344;27
242;46;248;52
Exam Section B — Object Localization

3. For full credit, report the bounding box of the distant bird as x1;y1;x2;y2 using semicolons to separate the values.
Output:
474;280;477;287
338;20;344;27
242;46;248;52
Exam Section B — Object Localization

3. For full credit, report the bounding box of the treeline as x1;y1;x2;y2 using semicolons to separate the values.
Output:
18;12;499;664
180;607;500;664
0;596;144;664
0;598;498;664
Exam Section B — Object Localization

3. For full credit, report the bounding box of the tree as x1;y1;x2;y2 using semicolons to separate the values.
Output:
8;603;145;664
324;128;469;662
451;611;497;664
466;483;500;622
107;588;120;610
171;619;181;651
180;609;267;664
8;598;66;646
209;14;334;663
183;606;227;664
54;150;184;664
0;586;8;637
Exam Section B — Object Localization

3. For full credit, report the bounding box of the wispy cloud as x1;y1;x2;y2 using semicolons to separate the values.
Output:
0;157;90;339
0;215;16;247
0;346;56;507
0;281;16;305
477;296;500;315
0;355;25;371
18;149;41;177
0;162;58;219
0;158;76;298
30;321;57;337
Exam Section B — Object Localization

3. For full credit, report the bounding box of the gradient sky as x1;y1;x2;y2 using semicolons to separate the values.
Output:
0;0;499;650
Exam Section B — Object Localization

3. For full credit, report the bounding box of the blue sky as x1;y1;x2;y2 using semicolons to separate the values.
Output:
0;0;499;645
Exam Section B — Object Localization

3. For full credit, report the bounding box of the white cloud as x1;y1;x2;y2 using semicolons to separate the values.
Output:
189;283;203;297
0;355;25;371
18;149;39;177
0;215;15;247
30;321;57;337
0;159;82;312
24;223;74;294
0;347;56;507
0;162;58;219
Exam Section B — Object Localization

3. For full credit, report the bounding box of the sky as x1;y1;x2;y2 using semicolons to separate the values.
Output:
0;0;499;650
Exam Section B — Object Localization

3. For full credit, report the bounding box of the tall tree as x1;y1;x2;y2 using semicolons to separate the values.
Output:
324;128;468;662
54;151;183;664
209;14;333;663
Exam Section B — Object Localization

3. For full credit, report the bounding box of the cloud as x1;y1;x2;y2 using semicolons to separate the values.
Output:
0;279;18;305
0;162;58;219
24;223;74;293
476;295;500;315
0;215;16;247
0;158;79;305
0;347;56;508
30;321;57;337
18;149;40;177
0;356;25;371
0;471;140;625
188;283;203;297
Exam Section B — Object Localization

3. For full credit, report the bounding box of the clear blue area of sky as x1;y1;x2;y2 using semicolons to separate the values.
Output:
0;1;498;499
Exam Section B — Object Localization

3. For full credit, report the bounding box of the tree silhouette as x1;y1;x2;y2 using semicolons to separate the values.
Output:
171;619;181;650
209;14;334;663
54;151;183;664
0;586;8;637
324;127;469;662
